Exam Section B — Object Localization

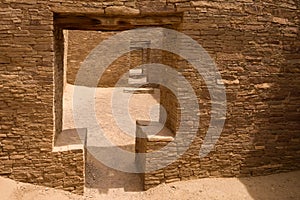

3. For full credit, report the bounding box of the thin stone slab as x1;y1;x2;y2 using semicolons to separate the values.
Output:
54;128;87;147
136;120;174;142
123;87;154;94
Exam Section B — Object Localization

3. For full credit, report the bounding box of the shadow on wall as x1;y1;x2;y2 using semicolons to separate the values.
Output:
85;145;143;194
237;1;300;199
238;60;300;197
238;71;300;176
241;16;300;175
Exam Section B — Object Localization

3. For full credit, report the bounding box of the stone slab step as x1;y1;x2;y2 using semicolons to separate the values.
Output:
123;87;154;94
128;76;147;84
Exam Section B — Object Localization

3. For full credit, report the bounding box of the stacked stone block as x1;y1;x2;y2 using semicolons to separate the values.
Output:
0;0;299;194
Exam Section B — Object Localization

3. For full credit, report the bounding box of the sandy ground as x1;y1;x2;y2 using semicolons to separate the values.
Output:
1;84;299;200
62;84;161;148
1;171;300;200
62;84;161;191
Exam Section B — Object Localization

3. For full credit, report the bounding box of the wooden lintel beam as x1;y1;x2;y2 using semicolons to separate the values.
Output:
54;13;182;31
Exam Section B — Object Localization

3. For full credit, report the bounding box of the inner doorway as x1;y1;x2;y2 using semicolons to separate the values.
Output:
63;30;161;193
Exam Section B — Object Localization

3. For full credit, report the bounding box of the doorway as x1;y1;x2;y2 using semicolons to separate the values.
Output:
53;12;182;193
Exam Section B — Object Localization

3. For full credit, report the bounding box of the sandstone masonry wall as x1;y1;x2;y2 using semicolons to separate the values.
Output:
0;0;299;194
67;30;152;87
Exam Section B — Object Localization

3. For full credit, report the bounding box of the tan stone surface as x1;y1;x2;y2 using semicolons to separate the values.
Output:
0;0;299;194
0;171;300;199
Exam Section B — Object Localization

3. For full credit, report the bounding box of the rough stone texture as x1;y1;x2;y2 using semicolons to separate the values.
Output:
0;0;299;194
135;120;176;190
67;31;165;87
105;6;140;15
66;30;118;87
67;30;151;87
136;0;300;189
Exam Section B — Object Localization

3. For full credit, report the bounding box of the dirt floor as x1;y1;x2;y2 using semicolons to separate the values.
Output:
2;85;299;200
1;171;300;200
62;84;160;148
62;84;161;191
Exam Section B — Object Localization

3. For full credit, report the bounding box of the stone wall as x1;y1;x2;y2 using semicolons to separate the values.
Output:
135;120;176;190
0;0;299;194
137;0;300;188
67;30;117;87
66;30;164;87
67;31;161;87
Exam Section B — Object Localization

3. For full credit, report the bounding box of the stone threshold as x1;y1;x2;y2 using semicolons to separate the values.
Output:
136;120;174;141
53;128;87;152
123;87;154;94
